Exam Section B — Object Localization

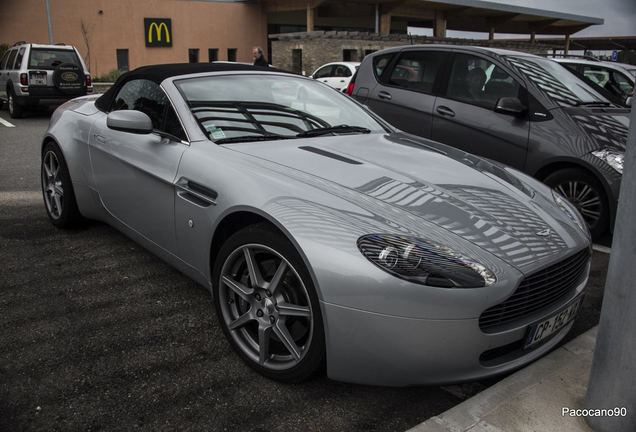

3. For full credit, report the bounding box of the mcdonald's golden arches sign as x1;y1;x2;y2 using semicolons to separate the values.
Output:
144;18;172;47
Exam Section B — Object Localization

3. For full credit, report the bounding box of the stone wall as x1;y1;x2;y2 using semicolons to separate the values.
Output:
270;31;559;75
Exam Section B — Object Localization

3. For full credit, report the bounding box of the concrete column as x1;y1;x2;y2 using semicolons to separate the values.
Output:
585;93;636;432
307;3;314;32
433;11;445;38
375;4;379;34
489;27;495;40
530;31;536;44
564;34;571;55
380;14;391;35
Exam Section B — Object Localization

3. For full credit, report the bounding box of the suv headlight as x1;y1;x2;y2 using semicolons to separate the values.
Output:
552;190;589;235
357;234;496;288
592;149;624;174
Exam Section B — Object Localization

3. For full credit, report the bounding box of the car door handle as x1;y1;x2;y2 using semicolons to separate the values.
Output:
378;91;392;100
94;134;106;143
436;106;455;117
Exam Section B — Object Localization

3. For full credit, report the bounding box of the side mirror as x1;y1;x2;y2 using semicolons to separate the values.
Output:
107;110;153;134
494;97;527;117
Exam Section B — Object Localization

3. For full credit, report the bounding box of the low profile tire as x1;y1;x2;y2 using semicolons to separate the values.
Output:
543;168;609;239
8;88;24;119
213;224;325;382
41;142;84;228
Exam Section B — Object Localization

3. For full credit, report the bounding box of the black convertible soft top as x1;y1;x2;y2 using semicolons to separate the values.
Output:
95;62;284;112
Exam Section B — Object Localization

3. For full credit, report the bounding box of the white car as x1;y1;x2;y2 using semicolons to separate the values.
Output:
310;62;359;92
551;57;634;106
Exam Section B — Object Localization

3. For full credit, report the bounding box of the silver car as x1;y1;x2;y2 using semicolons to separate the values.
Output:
41;63;591;386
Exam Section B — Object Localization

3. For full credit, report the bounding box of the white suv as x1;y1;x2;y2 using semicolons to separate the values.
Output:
0;42;93;118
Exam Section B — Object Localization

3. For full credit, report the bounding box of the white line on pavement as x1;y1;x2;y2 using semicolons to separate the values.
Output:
592;244;611;254
0;117;16;127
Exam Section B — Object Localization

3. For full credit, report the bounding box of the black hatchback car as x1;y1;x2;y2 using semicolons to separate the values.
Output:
348;45;629;239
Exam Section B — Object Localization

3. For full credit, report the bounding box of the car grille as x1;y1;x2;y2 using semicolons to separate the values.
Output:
479;248;590;330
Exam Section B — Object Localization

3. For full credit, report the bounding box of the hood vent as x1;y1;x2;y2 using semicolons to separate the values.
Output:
299;146;362;165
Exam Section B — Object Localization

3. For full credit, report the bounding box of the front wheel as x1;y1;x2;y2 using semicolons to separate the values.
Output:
213;224;325;382
543;168;609;239
41;142;84;228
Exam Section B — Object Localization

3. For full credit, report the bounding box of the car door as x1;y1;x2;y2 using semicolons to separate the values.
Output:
431;52;530;171
89;78;188;254
366;49;447;139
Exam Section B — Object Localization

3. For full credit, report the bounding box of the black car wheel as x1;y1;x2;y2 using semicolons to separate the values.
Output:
8;88;24;119
41;142;84;228
213;224;325;382
544;168;609;239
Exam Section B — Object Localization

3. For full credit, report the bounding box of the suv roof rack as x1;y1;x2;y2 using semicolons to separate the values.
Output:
541;54;600;62
12;41;27;47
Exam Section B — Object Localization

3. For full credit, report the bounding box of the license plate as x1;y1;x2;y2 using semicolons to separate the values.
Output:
524;296;583;349
29;71;47;86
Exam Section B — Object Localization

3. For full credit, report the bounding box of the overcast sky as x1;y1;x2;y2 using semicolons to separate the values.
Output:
409;0;636;44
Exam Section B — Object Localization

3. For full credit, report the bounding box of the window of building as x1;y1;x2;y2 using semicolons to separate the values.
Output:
116;49;129;72
208;49;218;62
227;49;237;62
189;49;199;63
343;49;357;62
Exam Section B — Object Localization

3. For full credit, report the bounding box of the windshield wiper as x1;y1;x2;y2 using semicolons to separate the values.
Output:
297;125;371;138
575;101;612;107
215;135;293;144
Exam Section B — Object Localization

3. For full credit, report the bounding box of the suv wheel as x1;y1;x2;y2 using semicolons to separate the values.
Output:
8;88;24;119
544;168;609;239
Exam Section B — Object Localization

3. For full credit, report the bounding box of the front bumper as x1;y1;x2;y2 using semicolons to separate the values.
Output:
321;276;586;387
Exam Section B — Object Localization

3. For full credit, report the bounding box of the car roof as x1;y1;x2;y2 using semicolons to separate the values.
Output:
15;43;77;50
94;62;292;112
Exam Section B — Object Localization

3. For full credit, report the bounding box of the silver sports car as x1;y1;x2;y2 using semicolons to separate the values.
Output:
41;63;591;386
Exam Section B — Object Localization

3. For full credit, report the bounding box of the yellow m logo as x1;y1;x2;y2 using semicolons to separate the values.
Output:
148;22;170;43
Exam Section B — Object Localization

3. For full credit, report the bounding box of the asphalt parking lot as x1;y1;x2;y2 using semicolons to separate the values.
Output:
0;108;611;432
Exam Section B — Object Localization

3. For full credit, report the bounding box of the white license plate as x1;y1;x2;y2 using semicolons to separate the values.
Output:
29;72;47;86
524;296;583;349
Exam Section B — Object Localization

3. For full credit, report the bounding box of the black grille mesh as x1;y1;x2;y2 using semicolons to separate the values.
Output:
479;248;590;330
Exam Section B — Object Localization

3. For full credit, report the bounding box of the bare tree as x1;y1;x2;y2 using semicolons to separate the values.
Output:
80;19;95;72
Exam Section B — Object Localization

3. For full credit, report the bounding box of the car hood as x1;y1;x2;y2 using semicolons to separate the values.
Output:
230;132;588;273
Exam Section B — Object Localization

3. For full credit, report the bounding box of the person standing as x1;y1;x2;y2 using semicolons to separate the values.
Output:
253;47;269;67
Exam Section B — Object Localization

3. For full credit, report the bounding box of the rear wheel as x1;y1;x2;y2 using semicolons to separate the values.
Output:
213;224;325;382
41;142;84;228
544;168;608;239
8;88;24;119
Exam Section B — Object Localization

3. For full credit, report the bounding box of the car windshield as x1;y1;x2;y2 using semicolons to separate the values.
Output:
28;48;80;69
176;74;387;143
507;56;612;107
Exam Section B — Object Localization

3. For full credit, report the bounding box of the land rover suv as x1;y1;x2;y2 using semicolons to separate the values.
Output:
348;45;629;239
0;42;92;118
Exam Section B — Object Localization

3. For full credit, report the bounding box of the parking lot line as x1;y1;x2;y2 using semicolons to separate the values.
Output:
0;117;16;127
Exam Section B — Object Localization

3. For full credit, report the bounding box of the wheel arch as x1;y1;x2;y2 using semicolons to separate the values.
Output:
208;210;319;293
532;159;616;234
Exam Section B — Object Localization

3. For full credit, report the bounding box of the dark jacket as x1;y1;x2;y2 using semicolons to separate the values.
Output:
253;56;269;67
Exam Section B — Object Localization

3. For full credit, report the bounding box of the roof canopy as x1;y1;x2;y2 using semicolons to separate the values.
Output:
262;0;603;37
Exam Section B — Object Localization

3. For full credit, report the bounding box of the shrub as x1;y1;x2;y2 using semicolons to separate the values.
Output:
93;68;124;83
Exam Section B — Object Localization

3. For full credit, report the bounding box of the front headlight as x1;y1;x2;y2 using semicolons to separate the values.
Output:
552;190;589;235
592;148;624;174
357;234;496;288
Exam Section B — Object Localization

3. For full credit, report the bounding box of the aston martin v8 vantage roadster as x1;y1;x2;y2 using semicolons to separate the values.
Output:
41;63;591;386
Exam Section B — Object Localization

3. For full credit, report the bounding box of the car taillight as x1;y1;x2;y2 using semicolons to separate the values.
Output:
345;80;355;96
20;73;28;86
86;75;92;87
